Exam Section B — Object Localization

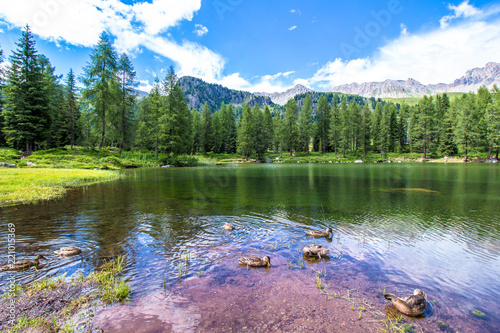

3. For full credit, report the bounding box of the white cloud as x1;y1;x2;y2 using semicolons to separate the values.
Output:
209;71;296;93
288;25;297;31
290;9;301;15
306;19;500;89
137;79;153;93
193;23;208;37
400;23;409;37
0;0;223;83
440;0;482;28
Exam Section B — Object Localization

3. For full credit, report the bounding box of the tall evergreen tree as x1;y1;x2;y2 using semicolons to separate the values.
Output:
398;102;409;153
316;95;331;153
39;55;65;149
386;103;398;153
454;93;476;161
136;78;162;157
263;105;274;152
191;109;202;154
272;113;283;154
339;99;350;157
116;53;137;152
212;109;223;153
486;85;500;159
161;66;191;155
3;25;50;153
65;69;80;150
371;103;384;156
200;102;212;154
420;96;436;158
298;94;313;154
82;32;118;148
252;105;266;159
328;97;340;154
360;105;371;158
349;101;362;154
237;103;253;159
282;99;299;155
221;104;237;153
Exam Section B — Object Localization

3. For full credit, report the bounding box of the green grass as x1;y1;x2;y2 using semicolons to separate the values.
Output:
382;92;465;106
89;255;131;304
0;168;122;206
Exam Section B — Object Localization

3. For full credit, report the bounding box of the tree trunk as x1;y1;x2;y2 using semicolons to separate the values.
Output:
487;143;492;159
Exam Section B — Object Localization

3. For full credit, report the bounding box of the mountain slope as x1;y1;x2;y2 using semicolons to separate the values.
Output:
178;76;272;110
329;62;500;98
258;84;313;105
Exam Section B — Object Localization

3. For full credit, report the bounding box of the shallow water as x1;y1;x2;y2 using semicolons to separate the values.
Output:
1;163;500;331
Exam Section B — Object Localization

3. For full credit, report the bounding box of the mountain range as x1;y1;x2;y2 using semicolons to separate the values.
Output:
329;62;500;98
175;62;500;109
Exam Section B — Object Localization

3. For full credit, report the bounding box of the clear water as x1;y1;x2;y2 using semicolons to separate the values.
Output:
1;164;499;331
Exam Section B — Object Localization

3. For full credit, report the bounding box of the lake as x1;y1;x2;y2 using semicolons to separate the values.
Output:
1;163;499;332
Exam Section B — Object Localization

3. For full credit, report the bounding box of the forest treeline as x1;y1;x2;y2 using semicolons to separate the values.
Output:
1;26;499;161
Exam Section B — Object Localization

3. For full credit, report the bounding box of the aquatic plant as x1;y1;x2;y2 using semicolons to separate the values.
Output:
472;309;485;317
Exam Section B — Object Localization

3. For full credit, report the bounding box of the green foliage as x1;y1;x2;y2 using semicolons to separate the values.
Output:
472;309;486;317
3;25;50;153
282;99;299;155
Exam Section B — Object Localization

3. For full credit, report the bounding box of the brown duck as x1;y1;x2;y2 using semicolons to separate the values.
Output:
54;246;82;256
238;256;271;268
384;289;427;317
303;245;329;258
305;227;332;238
0;255;47;272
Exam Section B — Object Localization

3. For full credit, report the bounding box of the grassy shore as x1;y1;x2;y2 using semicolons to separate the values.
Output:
1;256;130;333
0;168;122;206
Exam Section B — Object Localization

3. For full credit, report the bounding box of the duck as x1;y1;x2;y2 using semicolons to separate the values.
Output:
305;227;333;238
54;246;82;256
303;244;330;258
222;223;235;231
0;255;47;272
238;256;271;268
384;289;427;317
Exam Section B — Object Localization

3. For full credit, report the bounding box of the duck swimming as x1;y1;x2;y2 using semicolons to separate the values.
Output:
305;227;333;238
222;223;235;231
54;246;82;256
0;255;47;272
384;289;427;317
238;256;271;268
303;244;329;258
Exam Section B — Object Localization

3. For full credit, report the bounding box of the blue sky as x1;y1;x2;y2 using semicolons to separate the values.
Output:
1;0;500;93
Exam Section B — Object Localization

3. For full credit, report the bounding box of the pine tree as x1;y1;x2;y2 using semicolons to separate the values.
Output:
282;99;299;155
237;103;253;159
436;94;456;156
82;32;119;148
200;102;212;154
486;85;500;159
398;102;409;153
39;55;65;149
272;113;282;154
349;101;362;154
328;96;340;154
161;66;191;155
339;99;350;157
371;103;384;156
263;105;274;152
3;25;50;153
386;103;398;152
298;94;313;154
191;109;202;154
454;93;476;161
116;53;138;152
221;104;237;153
416;96;436;158
65;69;80;150
360;105;371;158
212;109;223;153
316;95;330;153
136;78;162;157
253;104;266;159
